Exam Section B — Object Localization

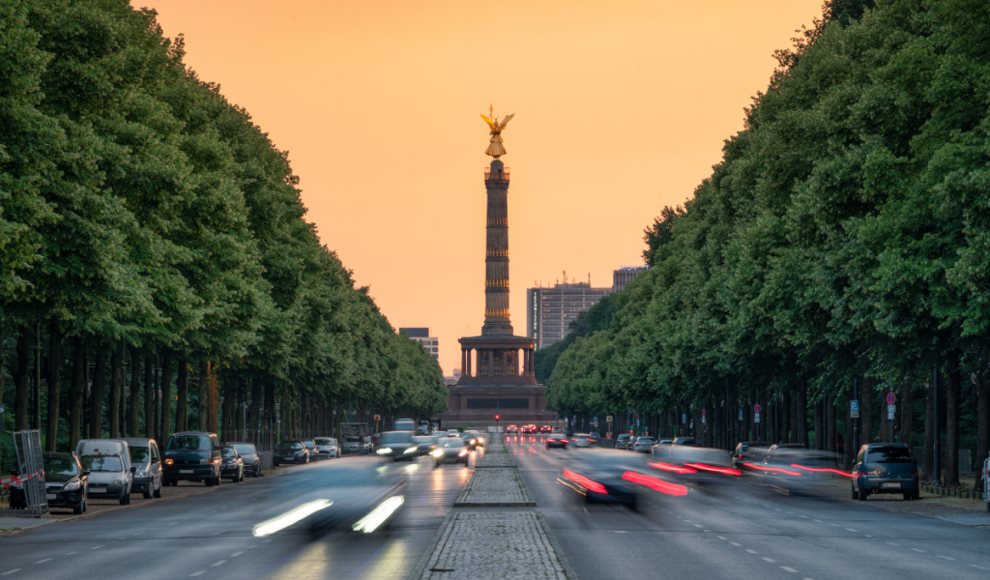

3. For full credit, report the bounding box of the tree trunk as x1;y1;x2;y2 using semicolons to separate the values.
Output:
797;382;808;446
90;349;106;439
249;374;262;445
160;351;173;443
69;336;86;450
844;390;854;469
922;381;935;481
945;355;961;486
144;354;154;438
861;376;873;445
827;393;836;458
814;394;823;450
175;359;188;433
45;319;63;452
14;325;30;431
110;343;123;438
975;350;989;493
780;390;790;443
130;350;140;437
901;382;913;447
153;356;160;442
198;360;208;431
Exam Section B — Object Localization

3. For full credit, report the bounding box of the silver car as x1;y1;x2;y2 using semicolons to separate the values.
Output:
121;437;163;499
631;437;656;453
314;437;339;459
342;436;370;455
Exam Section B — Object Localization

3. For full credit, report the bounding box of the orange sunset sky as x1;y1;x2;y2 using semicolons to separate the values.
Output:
135;0;825;376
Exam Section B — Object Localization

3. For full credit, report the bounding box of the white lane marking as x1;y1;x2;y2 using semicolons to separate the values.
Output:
262;539;272;543
846;528;859;532
937;556;955;561
693;524;703;528
1;570;22;576
865;535;873;538
230;551;244;557
212;561;226;567
886;542;900;546
813;519;823;523
34;559;52;564
762;557;776;563
613;531;627;534
781;567;798;573
65;552;78;555
746;549;757;554
970;565;989;570
799;515;809;518
717;536;727;541
829;524;839;527
731;542;742;547
910;548;925;553
168;522;177;526
190;573;205;577
89;546;103;550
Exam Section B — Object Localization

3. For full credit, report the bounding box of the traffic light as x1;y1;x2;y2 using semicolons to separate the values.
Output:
495;414;500;420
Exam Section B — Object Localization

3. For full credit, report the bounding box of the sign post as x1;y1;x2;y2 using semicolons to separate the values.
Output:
887;392;896;441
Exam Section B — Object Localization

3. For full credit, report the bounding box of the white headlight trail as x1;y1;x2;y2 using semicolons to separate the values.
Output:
252;499;333;537
352;496;404;533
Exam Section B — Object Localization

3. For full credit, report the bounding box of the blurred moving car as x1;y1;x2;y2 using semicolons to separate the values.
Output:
122;437;163;499
551;427;562;433
447;429;460;437
81;454;133;505
572;433;598;448
650;444;740;481
522;424;538;435
461;431;483;450
314;437;339;460
546;433;569;449
376;431;418;461
342;436;371;455
563;427;574;437
433;437;470;465
852;443;919;501
227;441;263;476
395;418;415;431
540;425;553;433
221;446;245;482
505;425;519;435
731;441;767;470
274;440;310;465
559;450;641;510
672;437;698;447
615;434;633;450
631;437;656;453
411;435;439;458
9;452;89;514
163;432;223;486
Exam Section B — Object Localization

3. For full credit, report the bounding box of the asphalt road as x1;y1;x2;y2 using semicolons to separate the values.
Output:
0;453;474;580
509;436;990;580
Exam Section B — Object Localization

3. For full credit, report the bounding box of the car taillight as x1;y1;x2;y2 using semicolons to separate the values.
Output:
563;470;607;494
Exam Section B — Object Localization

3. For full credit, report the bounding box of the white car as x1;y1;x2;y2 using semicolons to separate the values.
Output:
314;437;339;459
80;454;133;505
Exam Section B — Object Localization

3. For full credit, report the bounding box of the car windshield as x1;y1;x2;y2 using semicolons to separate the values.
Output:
277;442;303;451
222;448;238;459
345;437;361;443
43;456;79;482
380;432;412;443
439;439;465;448
314;438;334;446
81;456;123;472
129;446;150;464
167;436;210;451
303;441;315;449
549;434;566;439
636;438;655;444
867;447;915;463
232;444;256;455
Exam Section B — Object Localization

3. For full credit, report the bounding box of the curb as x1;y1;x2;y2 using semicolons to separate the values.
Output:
536;509;581;580
406;510;457;580
452;501;536;508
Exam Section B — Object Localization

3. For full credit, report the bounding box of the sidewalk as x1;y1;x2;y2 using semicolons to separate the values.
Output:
414;434;573;580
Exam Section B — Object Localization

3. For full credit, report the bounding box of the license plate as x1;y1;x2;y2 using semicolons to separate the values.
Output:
180;470;194;474
46;493;57;500
89;488;106;493
882;482;900;488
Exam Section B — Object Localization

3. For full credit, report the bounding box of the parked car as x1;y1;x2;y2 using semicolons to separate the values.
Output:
342;436;370;455
81;454;133;505
376;431;418;461
226;441;263;476
615;434;633;450
163;432;223;486
302;440;318;460
273;440;310;465
9;452;89;514
121;437;163;499
76;439;133;476
546;433;569;449
220;446;245;482
851;443;919;501
631;437;656;453
313;437;339;460
672;437;698;447
433;437;470;465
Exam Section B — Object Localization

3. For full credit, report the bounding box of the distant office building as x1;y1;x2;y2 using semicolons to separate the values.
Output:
399;327;439;362
612;266;649;293
527;274;612;349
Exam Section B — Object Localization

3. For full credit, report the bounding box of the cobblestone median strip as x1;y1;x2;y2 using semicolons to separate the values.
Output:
475;452;515;468
455;467;533;507
417;511;568;580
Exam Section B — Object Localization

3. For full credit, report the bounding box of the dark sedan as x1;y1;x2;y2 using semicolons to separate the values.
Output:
559;450;639;510
9;452;88;514
273;440;310;466
546;433;569;449
221;446;245;482
227;442;262;476
375;431;418;461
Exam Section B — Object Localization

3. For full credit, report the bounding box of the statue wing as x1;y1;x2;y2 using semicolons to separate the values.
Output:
480;114;498;132
497;113;515;131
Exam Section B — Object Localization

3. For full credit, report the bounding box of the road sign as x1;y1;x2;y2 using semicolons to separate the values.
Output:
888;404;895;420
606;415;613;422
682;413;687;423
754;412;761;424
702;414;706;424
754;404;762;413
850;400;860;418
0;403;5;415
373;414;381;421
738;409;743;421
701;409;707;416
886;392;896;405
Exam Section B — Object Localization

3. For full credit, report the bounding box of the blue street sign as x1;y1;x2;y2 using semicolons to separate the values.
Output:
850;400;860;418
0;403;5;415
738;409;743;421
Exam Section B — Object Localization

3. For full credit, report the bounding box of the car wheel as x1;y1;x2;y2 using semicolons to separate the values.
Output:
73;501;84;514
215;473;222;487
273;461;279;467
851;487;857;500
902;491;911;501
858;488;868;501
154;481;162;498
119;494;128;505
206;476;214;487
143;488;153;499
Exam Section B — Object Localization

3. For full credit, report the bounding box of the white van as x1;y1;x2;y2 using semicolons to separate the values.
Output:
75;439;135;504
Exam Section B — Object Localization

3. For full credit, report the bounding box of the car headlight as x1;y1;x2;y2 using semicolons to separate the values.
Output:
63;480;81;491
135;471;149;478
431;449;444;458
377;448;393;455
164;458;174;466
111;479;123;486
469;439;476;444
403;446;417;455
459;449;468;456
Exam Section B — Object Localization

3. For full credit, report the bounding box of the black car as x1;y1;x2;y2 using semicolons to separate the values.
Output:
163;432;223;487
731;441;767;470
852;443;919;501
559;451;638;510
375;431;417;461
273;440;310;465
10;452;89;514
226;441;262;476
220;446;245;482
546;433;569;449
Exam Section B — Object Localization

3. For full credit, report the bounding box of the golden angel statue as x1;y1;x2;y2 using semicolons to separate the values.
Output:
480;105;514;158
